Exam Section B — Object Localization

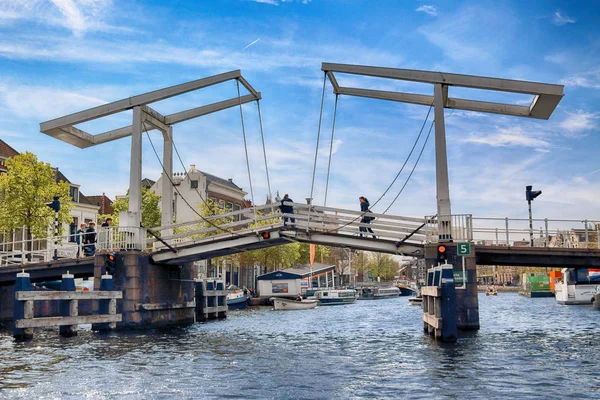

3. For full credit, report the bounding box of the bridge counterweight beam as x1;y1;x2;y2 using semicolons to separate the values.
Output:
126;106;143;229
434;84;452;241
162;126;173;237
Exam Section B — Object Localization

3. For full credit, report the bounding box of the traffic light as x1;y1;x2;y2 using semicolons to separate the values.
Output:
45;196;61;212
261;231;271;240
525;185;542;202
437;244;447;263
105;253;118;275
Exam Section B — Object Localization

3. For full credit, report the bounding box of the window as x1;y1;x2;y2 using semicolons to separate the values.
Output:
191;180;198;189
69;186;79;202
69;217;78;242
218;200;225;209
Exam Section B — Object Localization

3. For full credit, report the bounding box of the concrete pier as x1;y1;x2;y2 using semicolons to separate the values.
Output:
94;251;195;329
424;243;480;331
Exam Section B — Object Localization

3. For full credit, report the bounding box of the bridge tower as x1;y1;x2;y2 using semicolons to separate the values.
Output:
40;71;261;328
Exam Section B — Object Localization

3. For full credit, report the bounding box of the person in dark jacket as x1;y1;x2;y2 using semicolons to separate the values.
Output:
84;222;97;256
359;196;376;239
280;194;296;229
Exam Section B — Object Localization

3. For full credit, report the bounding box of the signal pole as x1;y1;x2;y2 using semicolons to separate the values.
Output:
46;196;61;260
526;186;542;247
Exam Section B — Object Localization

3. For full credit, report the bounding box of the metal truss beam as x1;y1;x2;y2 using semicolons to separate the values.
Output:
323;62;563;120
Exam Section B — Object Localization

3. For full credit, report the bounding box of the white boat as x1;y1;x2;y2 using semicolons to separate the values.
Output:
358;286;400;300
314;289;357;306
271;297;319;310
554;268;600;305
408;296;423;306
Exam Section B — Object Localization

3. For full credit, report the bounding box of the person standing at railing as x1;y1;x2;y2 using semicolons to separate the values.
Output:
359;196;376;239
280;194;296;230
76;223;87;258
84;222;96;256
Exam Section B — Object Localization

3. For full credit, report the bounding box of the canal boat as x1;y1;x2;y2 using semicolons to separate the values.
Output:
314;289;357;306
226;285;251;310
358;286;400;300
554;268;600;305
408;296;423;306
271;297;319;310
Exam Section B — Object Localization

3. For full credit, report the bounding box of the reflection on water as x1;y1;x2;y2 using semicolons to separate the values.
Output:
1;293;599;399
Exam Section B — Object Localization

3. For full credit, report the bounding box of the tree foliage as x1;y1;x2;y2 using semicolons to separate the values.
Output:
106;187;162;229
366;252;399;281
0;152;73;237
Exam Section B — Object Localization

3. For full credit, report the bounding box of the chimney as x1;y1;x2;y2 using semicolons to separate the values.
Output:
228;178;233;182
189;164;196;172
306;198;312;205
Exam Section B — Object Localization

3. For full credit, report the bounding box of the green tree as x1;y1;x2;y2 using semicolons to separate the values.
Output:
366;252;399;281
107;187;162;229
0;152;73;237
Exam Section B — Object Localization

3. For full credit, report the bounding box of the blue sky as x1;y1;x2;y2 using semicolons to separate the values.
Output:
0;0;598;222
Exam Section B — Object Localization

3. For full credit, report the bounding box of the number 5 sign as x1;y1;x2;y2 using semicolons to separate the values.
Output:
457;242;471;256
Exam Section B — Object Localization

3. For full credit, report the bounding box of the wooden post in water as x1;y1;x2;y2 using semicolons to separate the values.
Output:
59;272;77;337
13;271;33;340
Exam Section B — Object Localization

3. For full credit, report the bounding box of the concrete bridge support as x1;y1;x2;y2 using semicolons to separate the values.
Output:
424;243;480;331
94;251;195;329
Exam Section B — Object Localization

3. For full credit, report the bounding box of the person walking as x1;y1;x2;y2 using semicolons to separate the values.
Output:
279;194;296;230
84;222;97;256
359;196;376;239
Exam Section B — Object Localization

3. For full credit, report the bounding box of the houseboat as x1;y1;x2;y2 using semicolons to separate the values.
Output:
358;286;400;299
554;268;600;305
314;289;357;306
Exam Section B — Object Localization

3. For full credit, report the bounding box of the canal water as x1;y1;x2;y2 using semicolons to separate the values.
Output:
1;293;599;399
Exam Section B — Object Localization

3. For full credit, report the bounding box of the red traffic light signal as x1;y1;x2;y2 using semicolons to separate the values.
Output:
437;245;447;262
261;232;271;240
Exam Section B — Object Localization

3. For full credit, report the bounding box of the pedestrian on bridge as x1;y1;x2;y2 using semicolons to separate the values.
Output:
359;196;376;239
84;222;96;256
280;194;296;230
76;223;87;257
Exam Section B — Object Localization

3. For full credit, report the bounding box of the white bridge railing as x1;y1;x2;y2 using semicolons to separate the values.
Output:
0;227;146;267
426;215;600;248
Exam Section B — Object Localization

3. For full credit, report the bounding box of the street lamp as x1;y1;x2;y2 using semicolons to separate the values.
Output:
525;185;542;247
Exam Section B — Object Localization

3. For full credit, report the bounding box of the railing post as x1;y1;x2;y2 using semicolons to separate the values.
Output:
13;271;33;340
59;272;77;337
505;217;509;246
495;228;499;246
544;218;549;247
584;220;589;248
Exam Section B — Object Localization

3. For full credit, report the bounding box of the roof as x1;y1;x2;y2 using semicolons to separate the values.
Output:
257;271;303;281
53;168;93;205
0;139;19;159
141;178;155;189
202;171;243;191
86;194;115;214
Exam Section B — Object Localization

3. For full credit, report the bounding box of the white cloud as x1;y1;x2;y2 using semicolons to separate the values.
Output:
560;69;600;89
0;0;126;36
552;11;576;26
559;111;598;134
416;5;437;16
460;126;552;150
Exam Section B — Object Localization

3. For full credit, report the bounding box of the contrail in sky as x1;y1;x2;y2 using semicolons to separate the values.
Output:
242;38;261;51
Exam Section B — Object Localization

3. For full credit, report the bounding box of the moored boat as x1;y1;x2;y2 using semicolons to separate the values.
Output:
358;286;400;300
554;268;600;305
315;289;357;306
227;285;251;310
271;297;319;310
408;296;423;306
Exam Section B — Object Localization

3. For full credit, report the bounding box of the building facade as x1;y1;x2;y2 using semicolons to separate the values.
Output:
150;164;247;224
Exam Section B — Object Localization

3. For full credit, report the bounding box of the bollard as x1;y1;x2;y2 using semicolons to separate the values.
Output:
59;272;77;337
439;264;458;342
92;273;115;331
13;271;33;340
